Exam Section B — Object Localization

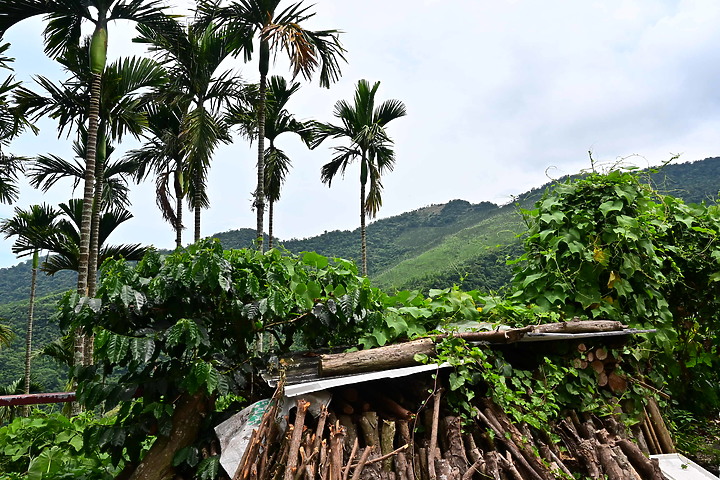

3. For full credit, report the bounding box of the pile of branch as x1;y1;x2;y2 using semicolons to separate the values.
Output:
231;380;671;480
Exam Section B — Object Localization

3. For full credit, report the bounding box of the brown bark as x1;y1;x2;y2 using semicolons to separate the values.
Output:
640;414;661;455
434;326;532;344
483;452;501;480
339;415;357;455
596;442;624;480
381;419;396;471
284;399;311;480
532;319;627;333
441;416;468;473
330;423;346;480
616;439;665;480
358;412;382;479
608;373;628;393
475;408;546;480
319;338;435;376
556;419;602;479
128;392;208;480
427;390;442;480
497;452;523;480
645;397;675;453
350;447;373;480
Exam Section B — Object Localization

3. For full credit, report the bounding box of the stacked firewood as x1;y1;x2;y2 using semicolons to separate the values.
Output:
231;377;670;480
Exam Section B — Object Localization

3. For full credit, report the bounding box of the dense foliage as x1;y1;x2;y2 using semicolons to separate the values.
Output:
512;168;720;411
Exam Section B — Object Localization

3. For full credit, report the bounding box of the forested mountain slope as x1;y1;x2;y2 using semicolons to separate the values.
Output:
1;157;719;389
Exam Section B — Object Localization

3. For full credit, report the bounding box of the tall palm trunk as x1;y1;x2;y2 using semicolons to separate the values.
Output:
174;170;183;248
360;180;367;276
194;165;201;242
268;199;274;249
87;131;106;298
255;41;269;252
360;153;368;276
23;250;38;416
74;70;102;373
84;133;106;367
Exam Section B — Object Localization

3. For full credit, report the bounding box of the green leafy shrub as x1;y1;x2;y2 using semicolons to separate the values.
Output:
512;167;720;412
0;411;118;479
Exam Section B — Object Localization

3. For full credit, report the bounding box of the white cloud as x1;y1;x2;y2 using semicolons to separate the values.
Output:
2;0;720;268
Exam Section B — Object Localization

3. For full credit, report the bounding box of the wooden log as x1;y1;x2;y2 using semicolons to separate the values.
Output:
475;408;547;480
418;447;429;480
532;319;627;333
319;338;436;376
428;390;442;480
607;373;627;393
372;392;414;420
359;412;380;448
397;421;415;480
497;451;524;480
437;326;533;344
537;441;573;477
598;371;609;387
339;415;357;457
434;458;458;480
396;452;410;480
640;413;661;455
343;437;359;480
358;412;383;479
461;456;485;480
645;397;675;453
556;419;602;479
350;447;373;480
616;438;664;480
441;416;468;473
612;445;642;480
591;360;605;374
629;425;650;455
572;358;588;369
595;347;608;361
595;442;624;480
330;423;346;480
381;419;397;472
483;452;501;480
284;399;311;480
464;433;482;463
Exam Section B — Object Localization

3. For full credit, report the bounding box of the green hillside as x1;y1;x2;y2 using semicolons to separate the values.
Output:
1;156;720;390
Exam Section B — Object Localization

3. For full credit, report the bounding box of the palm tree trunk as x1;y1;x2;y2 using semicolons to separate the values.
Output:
23;250;38;416
360;180;367;276
268;199;274;249
194;165;201;243
74;70;102;377
174;170;183;249
87;131;106;298
255;42;269;252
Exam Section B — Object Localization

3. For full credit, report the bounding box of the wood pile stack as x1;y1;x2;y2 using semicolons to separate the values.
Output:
231;377;672;480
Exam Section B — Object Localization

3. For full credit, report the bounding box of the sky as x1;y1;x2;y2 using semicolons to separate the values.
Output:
2;0;720;268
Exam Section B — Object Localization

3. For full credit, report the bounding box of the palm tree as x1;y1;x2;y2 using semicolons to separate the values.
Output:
0;204;62;406
0;322;13;349
313;79;406;276
135;18;245;242
40;199;147;276
0;42;33;203
0;0;171;301
126;101;187;248
227;75;313;248
199;0;345;251
14;45;166;294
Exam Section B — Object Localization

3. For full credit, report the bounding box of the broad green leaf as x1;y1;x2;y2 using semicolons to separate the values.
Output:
598;200;623;217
